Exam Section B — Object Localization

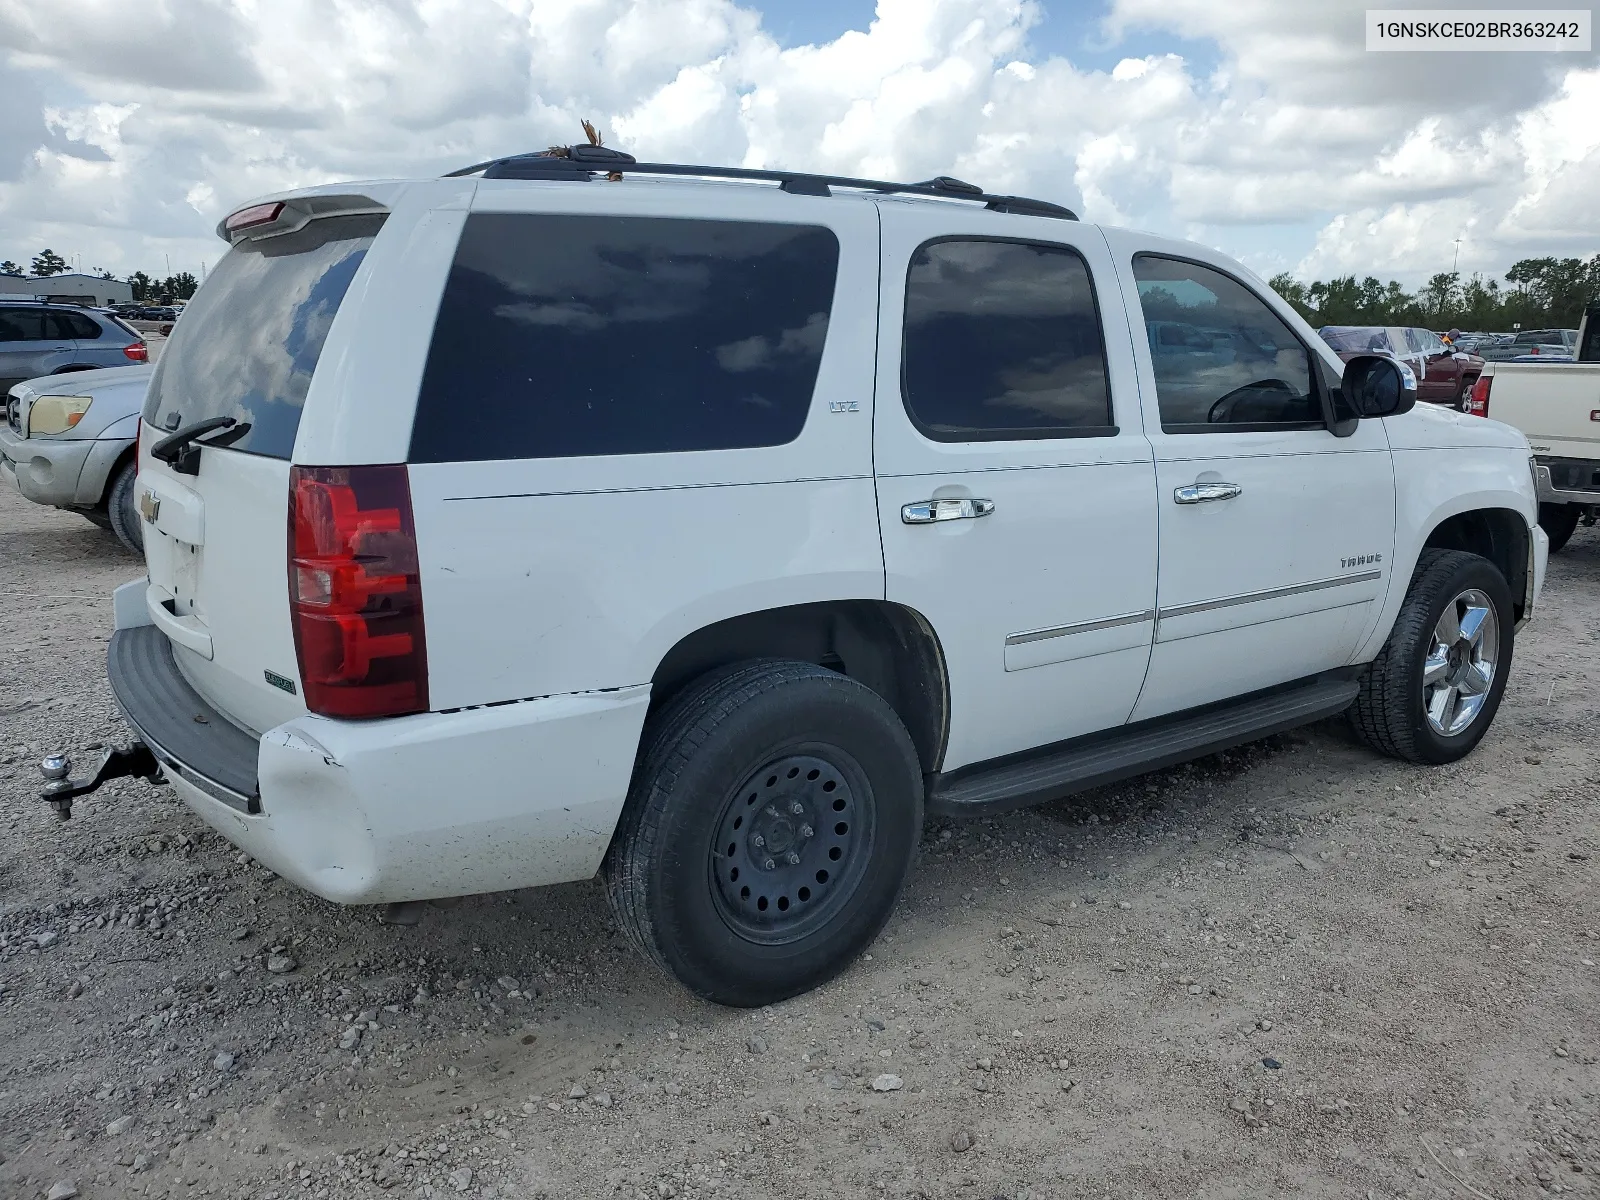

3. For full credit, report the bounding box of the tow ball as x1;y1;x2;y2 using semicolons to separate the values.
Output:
38;744;162;821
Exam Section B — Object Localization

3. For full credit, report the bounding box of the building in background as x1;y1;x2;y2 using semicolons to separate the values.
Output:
0;273;134;307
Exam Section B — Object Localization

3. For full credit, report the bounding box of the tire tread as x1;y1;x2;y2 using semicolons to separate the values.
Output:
106;459;143;554
604;660;903;986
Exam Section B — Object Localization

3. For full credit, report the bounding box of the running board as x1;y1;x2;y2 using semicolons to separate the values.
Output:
928;678;1359;816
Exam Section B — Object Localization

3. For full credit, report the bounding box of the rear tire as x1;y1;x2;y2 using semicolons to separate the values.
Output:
603;660;924;1007
106;459;143;554
1540;502;1581;553
1350;549;1514;764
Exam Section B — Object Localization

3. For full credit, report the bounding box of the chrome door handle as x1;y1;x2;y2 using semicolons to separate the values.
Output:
1173;482;1242;505
901;498;996;524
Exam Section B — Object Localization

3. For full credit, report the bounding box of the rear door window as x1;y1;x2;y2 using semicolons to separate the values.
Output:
0;309;47;342
143;213;384;459
900;238;1113;440
410;214;841;462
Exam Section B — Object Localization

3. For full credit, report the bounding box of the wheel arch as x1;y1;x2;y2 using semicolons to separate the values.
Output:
1353;487;1536;666
97;441;138;507
649;600;951;776
70;435;138;509
1421;506;1531;622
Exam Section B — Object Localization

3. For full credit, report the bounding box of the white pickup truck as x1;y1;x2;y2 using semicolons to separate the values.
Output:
1467;361;1600;551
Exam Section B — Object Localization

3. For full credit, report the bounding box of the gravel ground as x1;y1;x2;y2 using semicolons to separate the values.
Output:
1;480;1597;1200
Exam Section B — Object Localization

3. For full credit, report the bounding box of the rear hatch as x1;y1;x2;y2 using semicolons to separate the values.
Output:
137;209;386;734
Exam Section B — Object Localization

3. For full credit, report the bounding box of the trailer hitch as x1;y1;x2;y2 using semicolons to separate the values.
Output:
39;744;162;820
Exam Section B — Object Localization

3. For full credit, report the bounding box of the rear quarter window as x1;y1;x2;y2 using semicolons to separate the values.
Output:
56;311;104;339
409;214;841;462
143;213;384;459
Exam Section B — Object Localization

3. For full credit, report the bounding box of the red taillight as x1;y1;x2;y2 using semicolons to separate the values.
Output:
226;201;285;235
288;464;428;719
1465;375;1492;418
124;341;148;362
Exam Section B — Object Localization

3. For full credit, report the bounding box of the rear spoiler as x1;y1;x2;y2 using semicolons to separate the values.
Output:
215;193;388;245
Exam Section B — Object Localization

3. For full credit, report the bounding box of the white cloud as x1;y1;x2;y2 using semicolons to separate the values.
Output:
0;0;1594;286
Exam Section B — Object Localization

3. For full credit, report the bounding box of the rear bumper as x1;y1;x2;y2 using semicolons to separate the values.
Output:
0;424;94;507
109;625;651;904
109;626;261;812
1534;459;1600;506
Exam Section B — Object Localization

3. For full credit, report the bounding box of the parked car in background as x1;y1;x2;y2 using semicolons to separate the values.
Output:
1318;325;1484;408
1;363;153;551
0;300;148;394
1464;360;1600;551
138;306;179;322
1455;333;1512;356
1479;329;1578;361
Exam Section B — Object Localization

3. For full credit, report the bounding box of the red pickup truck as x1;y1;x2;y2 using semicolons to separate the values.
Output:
1319;325;1484;409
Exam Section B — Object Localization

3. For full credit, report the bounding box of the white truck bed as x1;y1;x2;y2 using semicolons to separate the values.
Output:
1478;361;1600;505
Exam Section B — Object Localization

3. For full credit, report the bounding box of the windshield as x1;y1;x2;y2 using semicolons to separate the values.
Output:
1320;327;1388;353
143;213;384;459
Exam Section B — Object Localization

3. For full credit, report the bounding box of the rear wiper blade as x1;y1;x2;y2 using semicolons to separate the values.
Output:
150;416;237;476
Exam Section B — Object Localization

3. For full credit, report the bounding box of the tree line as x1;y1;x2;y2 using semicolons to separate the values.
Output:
7;240;1595;328
1270;255;1600;332
0;247;199;302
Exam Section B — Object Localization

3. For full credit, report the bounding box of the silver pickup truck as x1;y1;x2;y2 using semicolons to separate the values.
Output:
1468;360;1600;551
1;363;153;552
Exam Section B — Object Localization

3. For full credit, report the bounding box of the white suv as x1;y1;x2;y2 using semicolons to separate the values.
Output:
48;145;1548;1007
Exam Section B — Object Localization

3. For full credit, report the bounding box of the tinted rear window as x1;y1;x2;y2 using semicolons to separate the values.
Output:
0;308;47;341
409;214;840;462
901;238;1112;440
143;213;383;459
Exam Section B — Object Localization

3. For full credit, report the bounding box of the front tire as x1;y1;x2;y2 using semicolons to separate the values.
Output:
1350;549;1514;764
603;660;924;1007
1539;503;1581;553
106;459;143;554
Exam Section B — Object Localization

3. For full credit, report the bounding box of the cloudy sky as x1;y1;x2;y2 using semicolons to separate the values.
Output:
1;0;1596;288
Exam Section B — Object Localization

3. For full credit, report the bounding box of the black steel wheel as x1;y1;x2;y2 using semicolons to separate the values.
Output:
710;751;874;944
604;660;923;1007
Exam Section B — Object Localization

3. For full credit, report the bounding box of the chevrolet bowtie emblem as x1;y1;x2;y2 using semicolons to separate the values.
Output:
138;490;160;523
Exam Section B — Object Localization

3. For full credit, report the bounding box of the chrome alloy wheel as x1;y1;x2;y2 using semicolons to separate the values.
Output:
1422;588;1499;736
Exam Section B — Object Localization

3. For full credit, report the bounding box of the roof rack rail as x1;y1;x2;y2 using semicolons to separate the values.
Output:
443;145;1077;221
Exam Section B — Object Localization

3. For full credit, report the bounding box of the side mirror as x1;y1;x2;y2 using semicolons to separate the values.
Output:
1341;353;1417;418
